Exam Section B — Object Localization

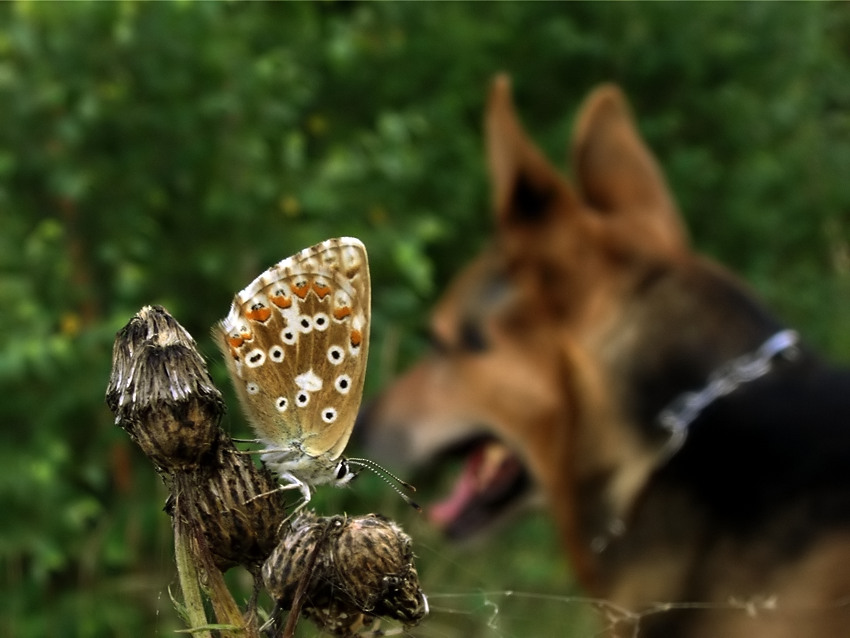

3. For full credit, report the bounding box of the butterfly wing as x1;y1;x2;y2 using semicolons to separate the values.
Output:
216;237;370;463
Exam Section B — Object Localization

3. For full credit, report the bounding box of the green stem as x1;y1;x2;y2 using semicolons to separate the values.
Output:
174;512;213;638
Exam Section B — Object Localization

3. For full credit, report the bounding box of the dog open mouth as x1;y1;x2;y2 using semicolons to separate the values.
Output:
425;437;534;539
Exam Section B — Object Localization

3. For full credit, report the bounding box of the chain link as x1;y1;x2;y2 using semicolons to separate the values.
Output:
658;330;800;456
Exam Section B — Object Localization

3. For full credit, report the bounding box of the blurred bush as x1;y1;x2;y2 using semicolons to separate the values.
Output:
1;2;849;636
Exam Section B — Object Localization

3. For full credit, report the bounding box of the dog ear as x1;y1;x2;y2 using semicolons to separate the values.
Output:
571;85;687;253
486;75;577;229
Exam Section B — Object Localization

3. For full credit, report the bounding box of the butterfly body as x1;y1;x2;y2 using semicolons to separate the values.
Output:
216;237;370;503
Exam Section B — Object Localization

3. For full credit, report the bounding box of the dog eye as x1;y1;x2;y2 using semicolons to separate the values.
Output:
460;320;488;353
425;329;449;354
425;323;488;354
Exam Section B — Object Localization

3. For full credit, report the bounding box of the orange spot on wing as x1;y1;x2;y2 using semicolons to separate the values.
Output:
312;283;332;298
334;306;352;320
291;282;310;299
270;294;292;309
350;329;362;348
245;307;272;322
228;335;244;348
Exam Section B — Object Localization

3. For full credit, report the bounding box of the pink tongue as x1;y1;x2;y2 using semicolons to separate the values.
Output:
428;447;484;528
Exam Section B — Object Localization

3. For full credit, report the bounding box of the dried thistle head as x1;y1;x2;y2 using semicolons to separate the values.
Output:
262;511;328;603
106;305;224;472
170;436;287;572
263;512;428;636
331;513;427;624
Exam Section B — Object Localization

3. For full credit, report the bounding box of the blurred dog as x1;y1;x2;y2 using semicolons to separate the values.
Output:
362;76;850;637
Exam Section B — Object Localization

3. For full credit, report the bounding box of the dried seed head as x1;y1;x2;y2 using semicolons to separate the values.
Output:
263;512;428;635
174;435;287;571
262;511;328;603
106;306;224;472
332;514;427;624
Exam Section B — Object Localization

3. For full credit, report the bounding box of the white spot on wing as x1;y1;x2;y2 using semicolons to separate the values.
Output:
335;375;351;394
297;315;313;333
245;348;266;368
327;345;344;365
313;312;329;331
295;370;323;392
334;291;351;307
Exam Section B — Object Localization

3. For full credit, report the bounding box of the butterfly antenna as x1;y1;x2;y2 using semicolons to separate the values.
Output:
347;457;417;491
347;458;421;512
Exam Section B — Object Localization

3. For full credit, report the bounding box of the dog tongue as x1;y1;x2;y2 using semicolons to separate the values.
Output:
429;442;511;528
429;451;482;527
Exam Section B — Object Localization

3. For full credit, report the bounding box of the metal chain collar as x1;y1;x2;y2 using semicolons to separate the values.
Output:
658;329;801;457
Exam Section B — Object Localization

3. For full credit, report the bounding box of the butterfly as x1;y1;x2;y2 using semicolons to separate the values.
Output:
215;237;372;506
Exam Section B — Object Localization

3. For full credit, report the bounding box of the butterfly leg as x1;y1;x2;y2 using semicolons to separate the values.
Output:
279;472;312;504
274;473;317;526
243;480;304;506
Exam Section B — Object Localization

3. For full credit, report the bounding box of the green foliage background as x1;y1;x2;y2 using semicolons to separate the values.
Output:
2;3;850;637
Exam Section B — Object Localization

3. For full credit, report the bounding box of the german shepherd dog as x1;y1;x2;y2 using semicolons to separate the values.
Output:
361;76;850;637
